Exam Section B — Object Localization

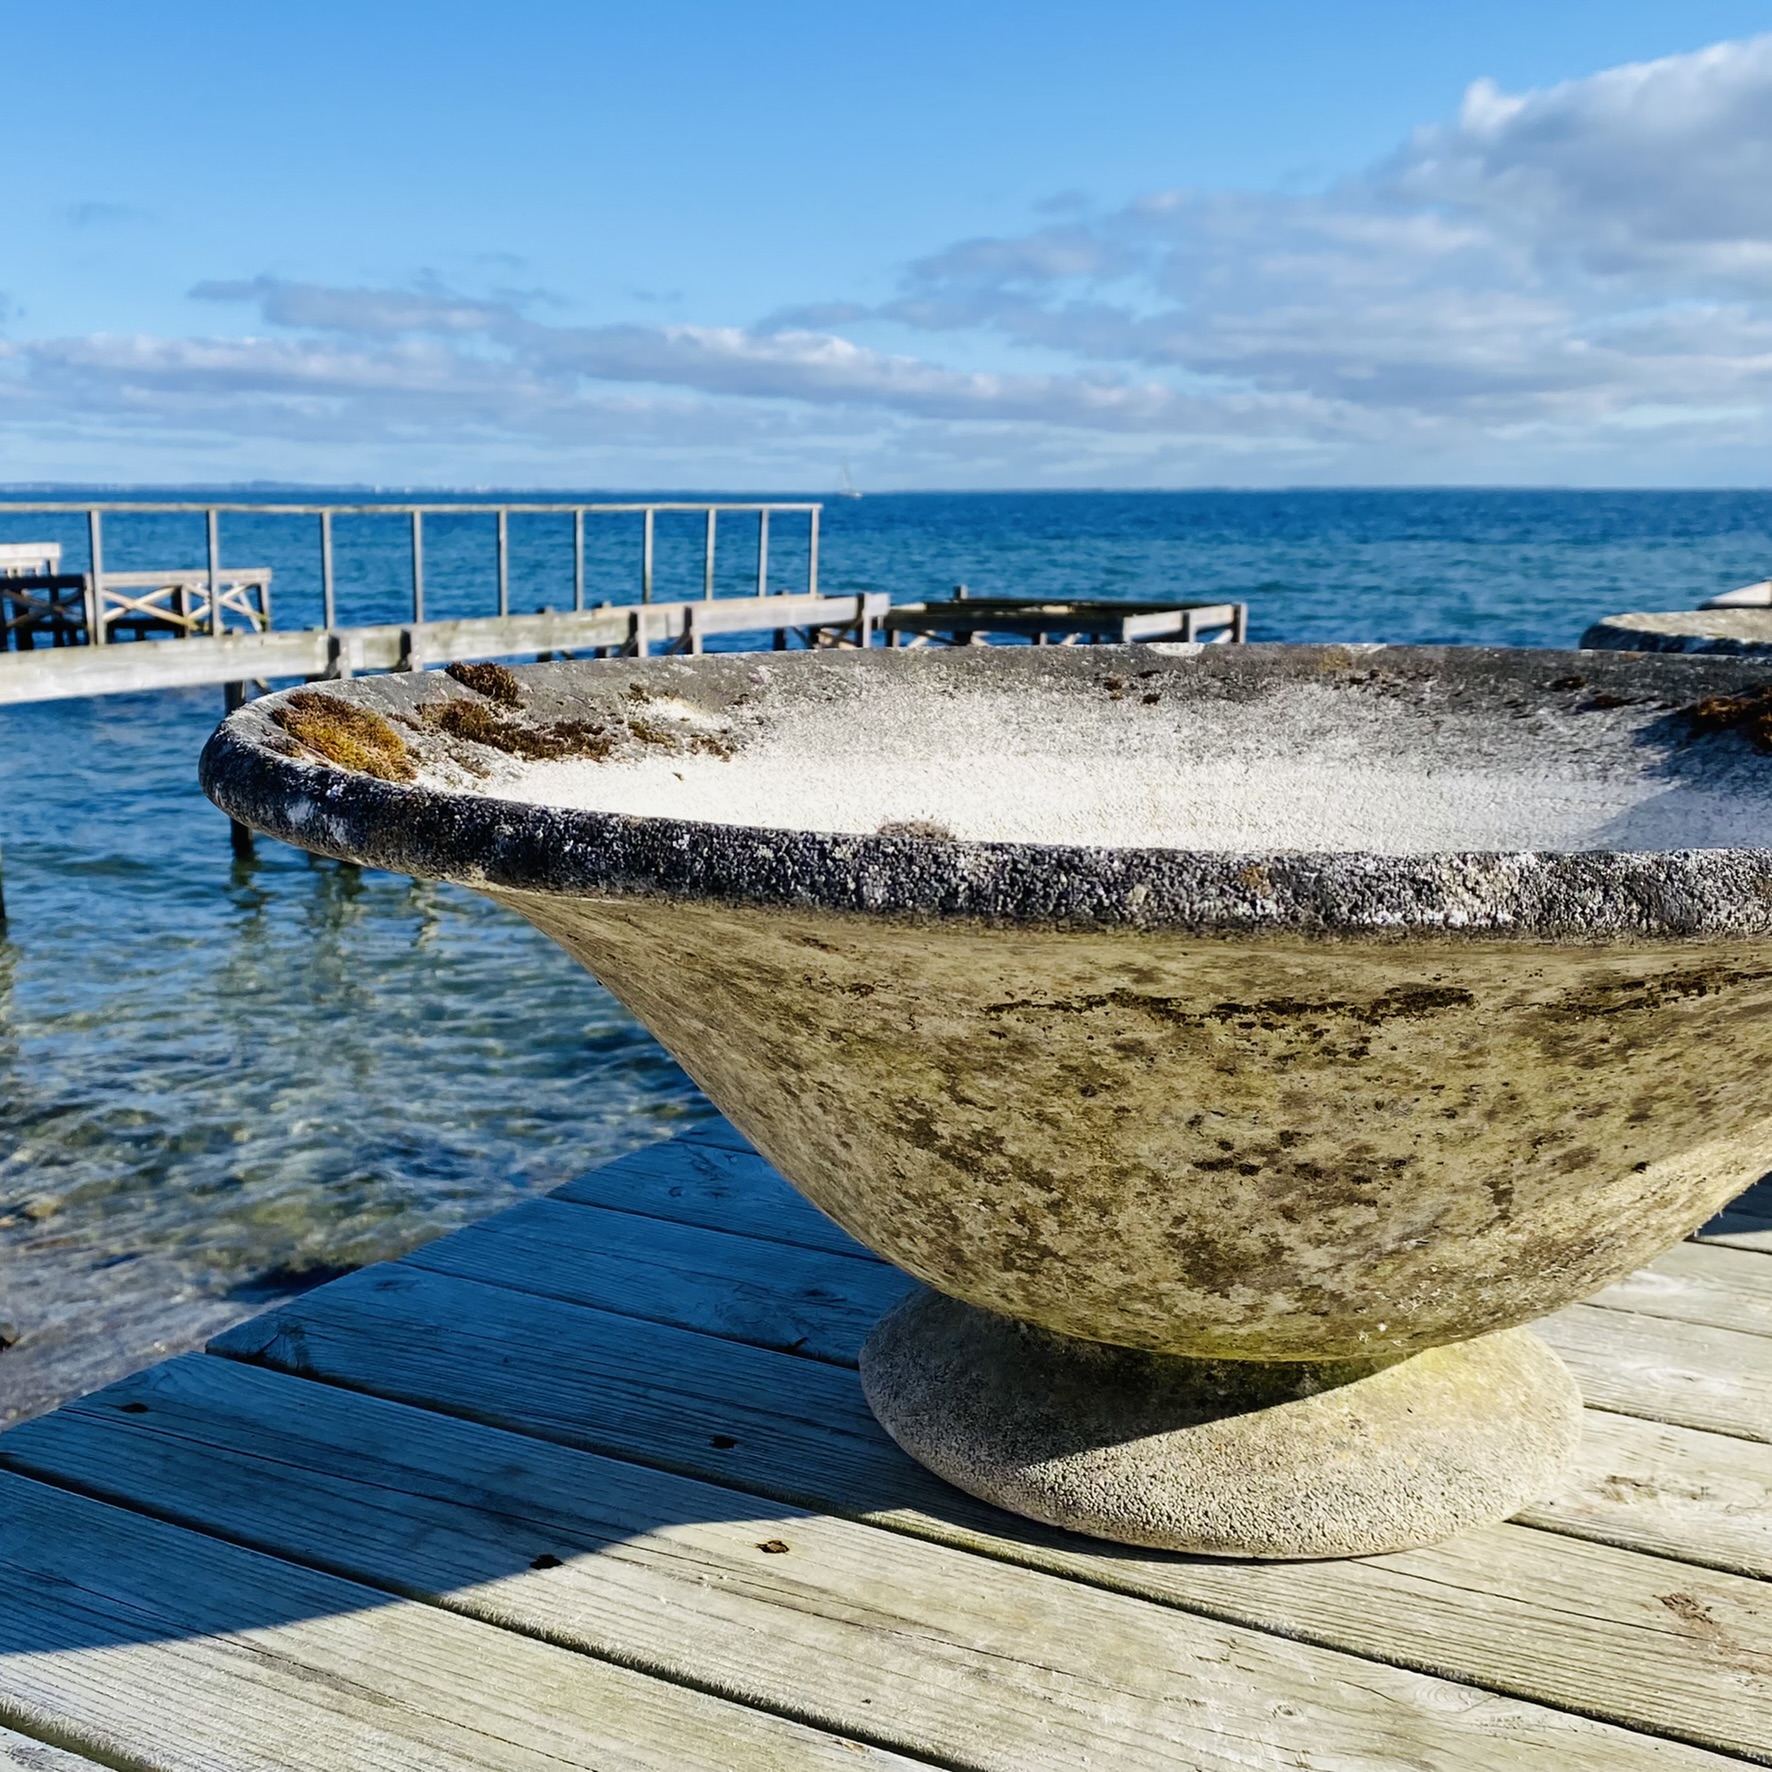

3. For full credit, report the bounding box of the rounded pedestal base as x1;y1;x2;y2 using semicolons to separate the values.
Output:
859;1289;1582;1558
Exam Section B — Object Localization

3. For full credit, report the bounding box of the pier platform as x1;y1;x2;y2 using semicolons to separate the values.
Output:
884;595;1247;647
1582;609;1772;656
0;591;890;706
0;1126;1767;1769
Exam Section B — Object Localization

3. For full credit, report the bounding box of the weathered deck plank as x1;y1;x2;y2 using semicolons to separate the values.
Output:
7;1130;1770;1769
7;1355;1767;1766
1522;1410;1772;1578
1538;1305;1772;1442
0;1725;102;1770
0;1470;914;1772
1588;1241;1772;1338
193;1262;1772;1755
553;1138;866;1255
403;1194;904;1363
443;1166;1772;1560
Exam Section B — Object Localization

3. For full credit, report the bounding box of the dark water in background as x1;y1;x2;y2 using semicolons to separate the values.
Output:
2;487;1769;1416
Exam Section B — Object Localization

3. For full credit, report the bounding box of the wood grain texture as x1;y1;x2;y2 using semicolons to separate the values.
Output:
0;1726;101;1770
338;1177;1772;1580
403;1195;905;1365
679;1118;759;1155
8;1133;1768;1771
0;1469;913;1772
1588;1241;1772;1338
1539;1305;1772;1442
198;1266;1772;1757
7;1355;1765;1768
1522;1410;1772;1578
553;1140;866;1256
209;1263;896;1495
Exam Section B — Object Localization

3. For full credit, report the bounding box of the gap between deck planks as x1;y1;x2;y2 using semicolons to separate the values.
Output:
0;1467;920;1772
13;1130;1768;1761
550;1135;1772;1443
3;1128;1768;1769
0;1724;101;1771
1;1353;1759;1772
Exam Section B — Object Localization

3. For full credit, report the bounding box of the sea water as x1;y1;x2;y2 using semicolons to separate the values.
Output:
2;488;1768;1417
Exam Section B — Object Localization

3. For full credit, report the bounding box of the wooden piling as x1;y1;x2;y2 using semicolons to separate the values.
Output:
221;682;256;858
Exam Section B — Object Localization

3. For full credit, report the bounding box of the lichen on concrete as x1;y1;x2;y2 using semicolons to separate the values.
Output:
1685;685;1772;750
445;660;523;706
271;690;415;782
505;889;1772;1361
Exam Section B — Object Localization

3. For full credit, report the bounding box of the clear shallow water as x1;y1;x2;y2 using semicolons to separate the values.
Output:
2;488;1769;1416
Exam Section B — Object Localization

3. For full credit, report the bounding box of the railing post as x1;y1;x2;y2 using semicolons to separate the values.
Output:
641;508;655;604
497;508;509;617
86;509;105;646
206;508;222;635
573;508;585;611
704;507;717;600
757;508;770;597
319;510;335;629
410;510;425;624
808;506;819;597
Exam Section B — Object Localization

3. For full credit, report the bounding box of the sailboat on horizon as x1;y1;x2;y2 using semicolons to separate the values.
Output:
838;463;863;500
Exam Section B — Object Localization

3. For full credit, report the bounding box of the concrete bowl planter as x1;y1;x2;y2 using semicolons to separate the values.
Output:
203;643;1772;1557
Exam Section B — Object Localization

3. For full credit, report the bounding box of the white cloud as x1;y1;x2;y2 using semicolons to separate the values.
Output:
865;35;1772;468
5;35;1772;485
1386;37;1772;286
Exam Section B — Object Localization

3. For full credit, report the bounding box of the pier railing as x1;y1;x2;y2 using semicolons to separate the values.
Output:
0;499;822;646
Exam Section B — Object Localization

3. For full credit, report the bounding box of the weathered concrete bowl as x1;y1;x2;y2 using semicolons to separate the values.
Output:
202;643;1772;1555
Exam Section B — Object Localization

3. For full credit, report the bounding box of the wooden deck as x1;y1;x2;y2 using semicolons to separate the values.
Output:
0;1126;1767;1769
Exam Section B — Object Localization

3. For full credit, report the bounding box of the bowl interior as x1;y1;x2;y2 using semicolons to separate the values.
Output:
434;646;1772;855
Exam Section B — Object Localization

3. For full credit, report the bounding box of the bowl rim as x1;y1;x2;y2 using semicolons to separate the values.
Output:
199;641;1772;941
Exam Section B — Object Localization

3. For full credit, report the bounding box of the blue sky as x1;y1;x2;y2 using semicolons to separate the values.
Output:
4;1;1771;488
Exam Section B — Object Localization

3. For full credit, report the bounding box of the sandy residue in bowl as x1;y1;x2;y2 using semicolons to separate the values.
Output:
464;668;1772;854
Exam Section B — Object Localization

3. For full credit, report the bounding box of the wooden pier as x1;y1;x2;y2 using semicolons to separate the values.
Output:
0;1125;1766;1769
3;562;274;652
0;499;902;708
0;590;890;706
885;592;1247;647
0;501;1250;709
